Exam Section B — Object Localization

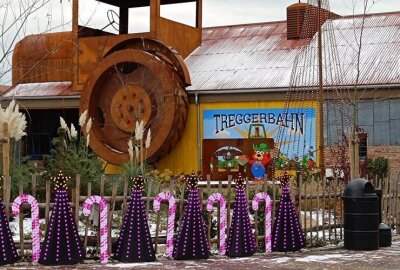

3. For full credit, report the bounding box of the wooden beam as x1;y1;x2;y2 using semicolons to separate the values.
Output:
150;0;161;35
72;0;79;91
196;0;202;29
119;7;129;34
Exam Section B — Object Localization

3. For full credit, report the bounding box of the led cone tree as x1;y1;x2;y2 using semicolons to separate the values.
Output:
173;172;209;260
0;195;19;265
226;173;256;257
114;174;155;262
39;172;84;265
272;171;305;252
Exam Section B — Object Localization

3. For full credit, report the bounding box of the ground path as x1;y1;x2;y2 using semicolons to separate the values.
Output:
6;238;400;269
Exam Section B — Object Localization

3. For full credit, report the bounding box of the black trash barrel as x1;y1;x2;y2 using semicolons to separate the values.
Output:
342;178;379;250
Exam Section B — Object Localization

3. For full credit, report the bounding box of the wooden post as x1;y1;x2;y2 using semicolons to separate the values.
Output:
272;176;276;228
45;180;51;228
75;175;81;224
206;175;211;247
226;175;232;234
263;174;268;192
108;180;117;256
217;180;222;249
3;122;10;217
83;181;92;252
178;184;185;225
100;175;105;197
146;180;152;214
293;171;301;215
4;176;11;218
32;174;37;198
18;181;24;257
123;178;128;216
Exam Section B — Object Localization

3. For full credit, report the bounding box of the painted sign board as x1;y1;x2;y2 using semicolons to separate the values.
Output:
203;108;316;179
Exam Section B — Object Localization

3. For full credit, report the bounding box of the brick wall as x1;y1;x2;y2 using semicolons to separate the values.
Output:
368;146;400;172
323;146;400;173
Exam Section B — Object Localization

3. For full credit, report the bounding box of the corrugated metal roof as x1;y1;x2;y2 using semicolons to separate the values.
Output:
185;12;400;92
1;81;79;98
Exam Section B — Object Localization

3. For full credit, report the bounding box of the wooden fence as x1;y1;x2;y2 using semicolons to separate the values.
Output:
2;172;400;258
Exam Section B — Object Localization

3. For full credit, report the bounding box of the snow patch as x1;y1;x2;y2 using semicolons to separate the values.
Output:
269;257;291;264
107;262;163;268
296;254;345;263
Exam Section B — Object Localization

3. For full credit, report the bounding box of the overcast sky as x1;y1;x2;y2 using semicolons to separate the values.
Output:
1;0;399;85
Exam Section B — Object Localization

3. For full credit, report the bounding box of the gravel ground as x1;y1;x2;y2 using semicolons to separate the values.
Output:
4;239;400;269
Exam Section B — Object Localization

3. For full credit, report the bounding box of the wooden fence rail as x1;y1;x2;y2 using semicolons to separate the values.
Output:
2;172;400;258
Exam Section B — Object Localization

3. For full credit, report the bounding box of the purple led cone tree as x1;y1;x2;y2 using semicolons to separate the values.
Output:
38;172;84;265
272;171;306;252
0;195;19;265
173;172;209;260
226;173;256;257
114;174;155;262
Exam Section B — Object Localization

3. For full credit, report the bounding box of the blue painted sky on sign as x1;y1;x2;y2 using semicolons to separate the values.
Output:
203;108;316;159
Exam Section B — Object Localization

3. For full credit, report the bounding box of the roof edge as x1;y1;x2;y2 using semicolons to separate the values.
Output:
202;10;400;31
187;83;400;95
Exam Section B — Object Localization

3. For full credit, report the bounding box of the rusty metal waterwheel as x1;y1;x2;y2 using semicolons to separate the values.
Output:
80;47;189;165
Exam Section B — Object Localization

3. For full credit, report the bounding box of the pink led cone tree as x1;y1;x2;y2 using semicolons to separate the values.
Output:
226;173;256;257
0;195;19;265
114;174;155;262
272;171;306;252
38;172;84;265
173;172;209;260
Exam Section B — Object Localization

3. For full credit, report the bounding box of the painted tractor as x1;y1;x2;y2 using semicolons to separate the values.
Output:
12;0;203;165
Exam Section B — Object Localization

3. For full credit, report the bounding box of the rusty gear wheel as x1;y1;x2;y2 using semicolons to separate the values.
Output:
80;48;188;165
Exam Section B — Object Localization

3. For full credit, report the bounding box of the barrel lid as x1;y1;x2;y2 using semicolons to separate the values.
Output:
343;178;376;198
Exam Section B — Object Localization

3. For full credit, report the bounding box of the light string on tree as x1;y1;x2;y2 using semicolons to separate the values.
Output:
153;192;176;258
39;171;84;265
113;174;155;262
226;173;256;257
252;192;273;253
272;171;305;252
173;172;209;260
0;182;19;266
82;196;108;263
206;193;227;255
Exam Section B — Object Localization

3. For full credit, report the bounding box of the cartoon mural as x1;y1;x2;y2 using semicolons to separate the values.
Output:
202;108;316;179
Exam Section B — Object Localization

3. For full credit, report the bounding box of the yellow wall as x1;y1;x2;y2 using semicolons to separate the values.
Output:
156;100;318;174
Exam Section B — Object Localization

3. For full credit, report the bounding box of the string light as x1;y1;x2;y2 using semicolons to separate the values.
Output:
226;173;256;257
173;171;209;260
0;176;19;266
272;171;305;252
114;174;155;262
39;171;84;265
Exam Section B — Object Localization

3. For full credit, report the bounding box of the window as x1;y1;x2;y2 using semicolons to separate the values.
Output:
325;99;400;146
